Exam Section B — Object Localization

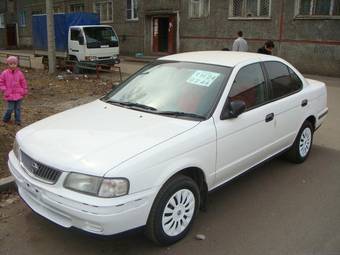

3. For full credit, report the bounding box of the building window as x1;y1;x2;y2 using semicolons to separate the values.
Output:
70;3;85;13
189;0;210;18
127;0;138;20
230;0;271;18
297;0;340;16
32;10;43;15
19;11;26;27
94;1;113;22
0;14;5;28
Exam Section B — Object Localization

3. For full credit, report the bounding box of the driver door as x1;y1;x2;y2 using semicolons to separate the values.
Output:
214;63;275;186
68;28;85;61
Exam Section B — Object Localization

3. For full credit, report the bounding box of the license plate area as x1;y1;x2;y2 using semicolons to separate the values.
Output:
23;181;40;199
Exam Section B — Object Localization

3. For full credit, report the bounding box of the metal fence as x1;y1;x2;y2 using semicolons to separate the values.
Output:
231;0;270;17
0;53;32;68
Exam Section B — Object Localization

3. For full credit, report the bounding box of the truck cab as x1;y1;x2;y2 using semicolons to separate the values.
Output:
68;25;119;65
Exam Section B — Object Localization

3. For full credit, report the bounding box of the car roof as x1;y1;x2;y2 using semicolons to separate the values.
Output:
159;51;283;67
70;25;112;28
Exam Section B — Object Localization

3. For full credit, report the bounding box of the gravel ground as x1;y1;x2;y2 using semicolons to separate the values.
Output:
0;64;120;179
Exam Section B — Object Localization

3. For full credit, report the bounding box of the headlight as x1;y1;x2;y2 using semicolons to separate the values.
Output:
64;173;129;198
13;139;20;160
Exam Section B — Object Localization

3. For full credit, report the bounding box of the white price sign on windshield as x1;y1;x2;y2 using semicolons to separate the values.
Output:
187;71;220;87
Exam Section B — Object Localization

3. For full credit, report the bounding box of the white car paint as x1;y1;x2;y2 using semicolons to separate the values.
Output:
8;51;328;237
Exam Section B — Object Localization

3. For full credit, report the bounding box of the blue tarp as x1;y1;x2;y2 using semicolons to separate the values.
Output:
32;13;99;51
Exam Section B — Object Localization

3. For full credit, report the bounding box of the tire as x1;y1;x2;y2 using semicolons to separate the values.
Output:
145;174;200;246
285;120;314;163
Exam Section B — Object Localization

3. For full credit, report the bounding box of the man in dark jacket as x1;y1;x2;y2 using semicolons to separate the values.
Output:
257;40;275;55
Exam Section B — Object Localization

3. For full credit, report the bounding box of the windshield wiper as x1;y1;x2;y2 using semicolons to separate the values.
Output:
156;111;206;120
106;100;157;111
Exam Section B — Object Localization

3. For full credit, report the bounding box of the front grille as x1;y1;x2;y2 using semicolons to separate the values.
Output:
98;56;111;60
21;151;62;184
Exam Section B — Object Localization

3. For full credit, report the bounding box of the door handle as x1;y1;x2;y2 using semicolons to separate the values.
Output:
301;99;308;107
265;113;274;122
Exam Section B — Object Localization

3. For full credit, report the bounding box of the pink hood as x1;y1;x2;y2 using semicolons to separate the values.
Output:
0;68;28;101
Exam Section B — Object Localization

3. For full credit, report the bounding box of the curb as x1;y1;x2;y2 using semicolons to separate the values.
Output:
0;176;16;192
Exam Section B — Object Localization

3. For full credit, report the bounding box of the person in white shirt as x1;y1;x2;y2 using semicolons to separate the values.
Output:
232;31;248;52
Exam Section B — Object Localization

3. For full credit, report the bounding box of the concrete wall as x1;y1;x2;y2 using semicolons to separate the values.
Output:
11;0;340;76
279;1;340;76
112;0;144;55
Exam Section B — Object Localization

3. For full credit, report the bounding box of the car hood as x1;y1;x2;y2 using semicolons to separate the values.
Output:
17;100;199;176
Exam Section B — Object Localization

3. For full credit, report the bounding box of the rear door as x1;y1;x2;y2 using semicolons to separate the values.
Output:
262;61;305;152
214;63;275;185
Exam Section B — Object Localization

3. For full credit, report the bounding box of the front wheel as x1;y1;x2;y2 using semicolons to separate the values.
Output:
285;120;314;163
145;175;200;246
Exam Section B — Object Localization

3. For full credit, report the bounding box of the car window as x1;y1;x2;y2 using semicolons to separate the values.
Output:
71;29;81;41
104;62;232;118
264;61;302;100
228;63;266;110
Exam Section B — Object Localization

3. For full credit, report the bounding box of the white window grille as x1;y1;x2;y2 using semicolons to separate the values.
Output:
230;0;271;18
19;10;26;27
94;1;113;22
0;13;5;28
70;3;85;13
297;0;340;16
32;10;43;15
189;0;210;18
127;0;138;20
54;7;62;13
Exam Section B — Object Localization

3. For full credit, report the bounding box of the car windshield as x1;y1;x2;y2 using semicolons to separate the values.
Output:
103;61;231;120
84;27;118;48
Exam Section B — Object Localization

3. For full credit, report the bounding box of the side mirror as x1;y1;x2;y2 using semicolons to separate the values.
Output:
221;100;246;119
78;36;84;45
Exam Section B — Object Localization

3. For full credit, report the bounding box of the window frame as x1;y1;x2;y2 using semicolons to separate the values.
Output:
188;0;210;19
226;62;270;114
0;13;5;28
295;0;340;19
262;61;303;102
126;0;138;21
93;1;113;23
228;0;272;20
19;10;26;27
69;3;85;13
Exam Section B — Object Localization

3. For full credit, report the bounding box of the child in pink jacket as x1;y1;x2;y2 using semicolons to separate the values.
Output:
0;56;28;125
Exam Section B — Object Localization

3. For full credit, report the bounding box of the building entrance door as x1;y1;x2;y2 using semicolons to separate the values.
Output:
152;15;176;54
7;24;17;47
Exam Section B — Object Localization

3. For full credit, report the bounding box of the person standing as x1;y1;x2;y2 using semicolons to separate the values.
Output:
257;40;275;55
0;56;28;125
232;31;248;52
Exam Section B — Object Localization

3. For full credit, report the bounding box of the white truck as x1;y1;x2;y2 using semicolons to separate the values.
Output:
32;13;120;67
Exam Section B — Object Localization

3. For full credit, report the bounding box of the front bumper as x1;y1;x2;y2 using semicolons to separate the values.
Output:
8;151;156;235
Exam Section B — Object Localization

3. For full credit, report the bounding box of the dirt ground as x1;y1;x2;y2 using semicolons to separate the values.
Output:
0;63;121;179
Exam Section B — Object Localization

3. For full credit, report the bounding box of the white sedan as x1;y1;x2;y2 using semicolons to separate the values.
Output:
8;51;328;245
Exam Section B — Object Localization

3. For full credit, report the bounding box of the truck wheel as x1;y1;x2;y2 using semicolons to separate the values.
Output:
146;174;200;246
285;120;314;163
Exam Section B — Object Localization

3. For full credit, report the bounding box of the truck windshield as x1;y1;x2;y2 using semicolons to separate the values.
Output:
84;27;118;48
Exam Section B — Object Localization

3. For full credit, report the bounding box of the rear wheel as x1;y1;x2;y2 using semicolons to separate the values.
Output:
146;175;200;246
285;120;314;163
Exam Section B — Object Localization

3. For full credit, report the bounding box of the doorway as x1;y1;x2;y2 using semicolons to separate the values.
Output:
6;24;17;47
152;15;176;54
